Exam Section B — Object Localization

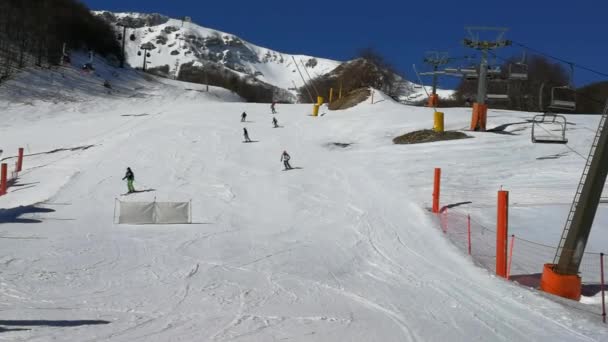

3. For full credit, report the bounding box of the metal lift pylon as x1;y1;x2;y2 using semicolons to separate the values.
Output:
540;100;608;300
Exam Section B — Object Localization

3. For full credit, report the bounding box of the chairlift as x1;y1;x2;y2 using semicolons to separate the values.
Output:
486;79;509;101
487;66;501;76
531;114;568;144
549;86;576;112
461;68;478;80
509;63;528;80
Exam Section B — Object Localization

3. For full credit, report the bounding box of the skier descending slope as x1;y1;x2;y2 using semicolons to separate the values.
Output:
122;167;135;193
272;117;279;128
243;127;252;142
241;112;247;122
271;101;277;114
281;150;292;170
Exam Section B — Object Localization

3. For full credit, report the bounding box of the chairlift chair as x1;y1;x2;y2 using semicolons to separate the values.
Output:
486;80;509;102
509;63;528;80
549;86;576;112
461;68;478;80
487;66;502;76
531;113;568;144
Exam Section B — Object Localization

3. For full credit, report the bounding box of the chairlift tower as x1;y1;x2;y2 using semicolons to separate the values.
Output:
116;22;133;69
463;27;511;131
138;42;156;72
540;101;608;300
420;51;451;107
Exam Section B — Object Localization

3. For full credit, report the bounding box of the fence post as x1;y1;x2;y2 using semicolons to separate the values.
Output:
496;190;509;278
16;147;24;172
467;214;472;255
371;90;374;104
432;168;441;213
0;163;7;196
441;208;448;233
601;253;606;324
507;234;515;280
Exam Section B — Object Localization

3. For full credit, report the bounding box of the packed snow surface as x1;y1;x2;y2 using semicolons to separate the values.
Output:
0;64;606;341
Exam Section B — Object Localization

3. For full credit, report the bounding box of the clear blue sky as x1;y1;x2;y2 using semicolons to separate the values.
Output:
82;0;606;88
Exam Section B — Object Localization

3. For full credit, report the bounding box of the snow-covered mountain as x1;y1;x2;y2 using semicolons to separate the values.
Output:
95;11;341;92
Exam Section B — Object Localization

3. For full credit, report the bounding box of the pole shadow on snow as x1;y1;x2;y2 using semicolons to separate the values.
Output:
283;167;303;171
122;189;156;195
243;141;259;143
486;121;530;135
121;113;149;117
439;201;472;212
0;320;110;331
0;206;56;224
6;181;39;188
6;180;40;194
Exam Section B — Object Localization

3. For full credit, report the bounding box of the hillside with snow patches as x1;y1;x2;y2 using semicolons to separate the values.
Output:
95;12;340;91
0;53;606;340
93;11;450;102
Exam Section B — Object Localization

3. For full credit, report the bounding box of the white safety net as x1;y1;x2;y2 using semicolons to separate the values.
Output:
116;201;191;224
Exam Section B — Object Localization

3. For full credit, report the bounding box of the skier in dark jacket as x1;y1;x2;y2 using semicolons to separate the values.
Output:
271;102;277;114
281;150;292;170
122;167;135;193
241;112;247;122
272;117;279;128
243;127;252;142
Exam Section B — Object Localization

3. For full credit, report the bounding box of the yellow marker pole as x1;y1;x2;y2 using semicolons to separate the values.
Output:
312;104;319;117
434;111;444;132
339;81;343;99
329;88;333;104
317;96;324;105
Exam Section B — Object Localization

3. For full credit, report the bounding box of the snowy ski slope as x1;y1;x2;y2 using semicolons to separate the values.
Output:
0;63;607;340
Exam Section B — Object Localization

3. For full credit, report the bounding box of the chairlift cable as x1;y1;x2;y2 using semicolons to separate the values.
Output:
487;51;606;107
412;64;437;111
512;41;608;79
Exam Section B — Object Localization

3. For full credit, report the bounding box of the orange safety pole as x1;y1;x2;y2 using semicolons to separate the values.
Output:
432;168;441;213
496;190;509;278
467;214;472;255
507;234;515;280
0;163;7;196
16;147;24;172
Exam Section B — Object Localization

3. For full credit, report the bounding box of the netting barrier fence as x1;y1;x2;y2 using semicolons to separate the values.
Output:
114;200;192;225
435;208;606;287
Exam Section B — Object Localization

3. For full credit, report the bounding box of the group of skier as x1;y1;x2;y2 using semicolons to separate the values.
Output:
241;102;293;169
121;102;293;194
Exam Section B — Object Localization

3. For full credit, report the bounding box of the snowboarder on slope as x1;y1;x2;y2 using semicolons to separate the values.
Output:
122;167;135;193
281;150;292;170
271;101;277;114
241;112;247;122
272;117;279;128
243;127;252;142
